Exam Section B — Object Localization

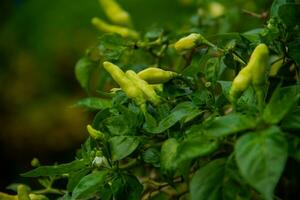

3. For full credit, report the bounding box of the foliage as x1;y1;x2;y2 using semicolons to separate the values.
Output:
2;0;300;200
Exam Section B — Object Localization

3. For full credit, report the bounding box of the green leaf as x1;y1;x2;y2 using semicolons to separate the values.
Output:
223;155;252;200
109;136;140;161
111;174;143;200
72;170;108;200
175;135;219;166
160;138;179;176
278;3;300;27
72;97;112;110
235;126;288;200
21;160;87;177
75;57;97;91
287;135;300;162
190;158;226;200
144;102;197;134
97;33;127;60
203;113;256;137
281;106;300;130
263;85;300;124
67;168;90;192
287;38;300;66
270;0;293;17
142;148;160;167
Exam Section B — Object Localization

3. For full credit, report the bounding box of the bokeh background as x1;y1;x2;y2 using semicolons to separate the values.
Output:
0;0;272;190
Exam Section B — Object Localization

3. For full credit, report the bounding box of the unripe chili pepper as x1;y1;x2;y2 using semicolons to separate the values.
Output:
229;43;269;107
151;84;163;93
0;192;17;200
125;70;161;105
103;62;146;107
175;33;216;51
87;124;105;140
248;44;269;87
175;33;201;51
29;194;49;200
137;67;177;84
98;0;132;26
17;185;31;200
91;17;139;39
229;66;252;102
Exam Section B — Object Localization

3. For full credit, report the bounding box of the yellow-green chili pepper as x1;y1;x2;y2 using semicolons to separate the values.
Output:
103;62;146;108
98;0;132;26
229;43;269;107
151;84;163;93
29;194;49;200
175;33;201;51
174;33;215;51
229;66;252;102
125;70;161;105
0;192;17;200
91;17;139;39
17;185;31;200
87;124;105;140
137;67;177;84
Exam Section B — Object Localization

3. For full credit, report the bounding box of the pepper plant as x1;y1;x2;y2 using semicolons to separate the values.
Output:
1;0;300;199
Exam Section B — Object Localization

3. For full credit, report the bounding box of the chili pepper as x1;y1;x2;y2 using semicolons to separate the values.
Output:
29;194;49;200
229;66;252;102
103;62;146;108
0;192;17;200
137;67;177;84
87;124;105;140
91;17;139;39
229;43;269;106
151;84;163;93
17;185;31;200
125;70;161;105
98;0;132;26
175;33;215;51
175;33;201;51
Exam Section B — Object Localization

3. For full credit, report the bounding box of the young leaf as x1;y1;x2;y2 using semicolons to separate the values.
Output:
21;160;87;177
263;85;300;124
72;97;112;110
203;113;256;137
235;126;288;200
72;170;108;200
190;158;226;200
109;136;140;161
75;57;97;91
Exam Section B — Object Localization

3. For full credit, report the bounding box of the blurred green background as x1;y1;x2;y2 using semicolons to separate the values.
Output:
0;0;272;190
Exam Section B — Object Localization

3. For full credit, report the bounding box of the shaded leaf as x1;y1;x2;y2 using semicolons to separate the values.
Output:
190;158;226;200
109;136;140;161
72;97;112;110
144;102;197;134
263;85;300;124
235;126;288;200
203;113;256;137
72;170;108;200
21;160;87;177
75;57;97;91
